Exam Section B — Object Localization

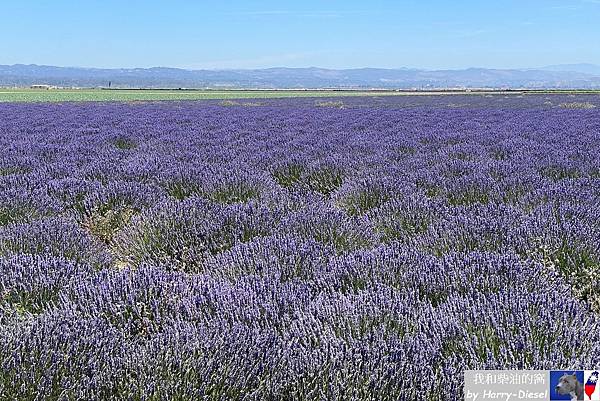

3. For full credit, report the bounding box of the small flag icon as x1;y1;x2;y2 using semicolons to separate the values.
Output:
586;371;599;400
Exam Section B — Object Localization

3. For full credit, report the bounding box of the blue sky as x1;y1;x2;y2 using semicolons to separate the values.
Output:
1;0;599;70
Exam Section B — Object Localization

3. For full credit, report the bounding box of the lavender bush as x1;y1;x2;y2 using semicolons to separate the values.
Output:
0;95;599;400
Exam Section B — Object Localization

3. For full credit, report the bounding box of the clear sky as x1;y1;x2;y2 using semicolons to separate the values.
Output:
1;0;599;70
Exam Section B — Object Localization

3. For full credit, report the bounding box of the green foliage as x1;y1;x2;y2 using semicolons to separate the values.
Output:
501;184;530;205
310;225;371;254
84;207;136;244
0;166;28;176
490;148;509;161
532;238;600;312
415;178;441;198
164;179;202;200
397;145;416;154
306;166;344;195
0;206;36;227
338;186;390;216
209;182;260;204
446;187;490;206
2;286;59;316
450;151;473;161
113;137;137;150
272;163;305;189
375;211;431;243
539;165;581;181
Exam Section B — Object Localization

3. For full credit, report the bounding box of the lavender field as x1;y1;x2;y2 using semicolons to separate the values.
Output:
1;95;600;400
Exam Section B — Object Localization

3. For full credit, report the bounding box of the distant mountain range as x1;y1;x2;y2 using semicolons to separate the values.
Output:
537;63;600;75
2;63;600;89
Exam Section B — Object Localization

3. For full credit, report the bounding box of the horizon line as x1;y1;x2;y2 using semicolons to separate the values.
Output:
2;62;599;72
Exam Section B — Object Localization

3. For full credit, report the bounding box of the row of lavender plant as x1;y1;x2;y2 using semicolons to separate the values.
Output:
1;95;599;400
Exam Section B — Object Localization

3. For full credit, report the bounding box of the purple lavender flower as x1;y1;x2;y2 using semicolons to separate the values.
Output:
0;96;599;400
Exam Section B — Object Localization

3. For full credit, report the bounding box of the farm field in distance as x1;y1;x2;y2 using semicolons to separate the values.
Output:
2;87;600;102
0;88;414;102
1;94;600;400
